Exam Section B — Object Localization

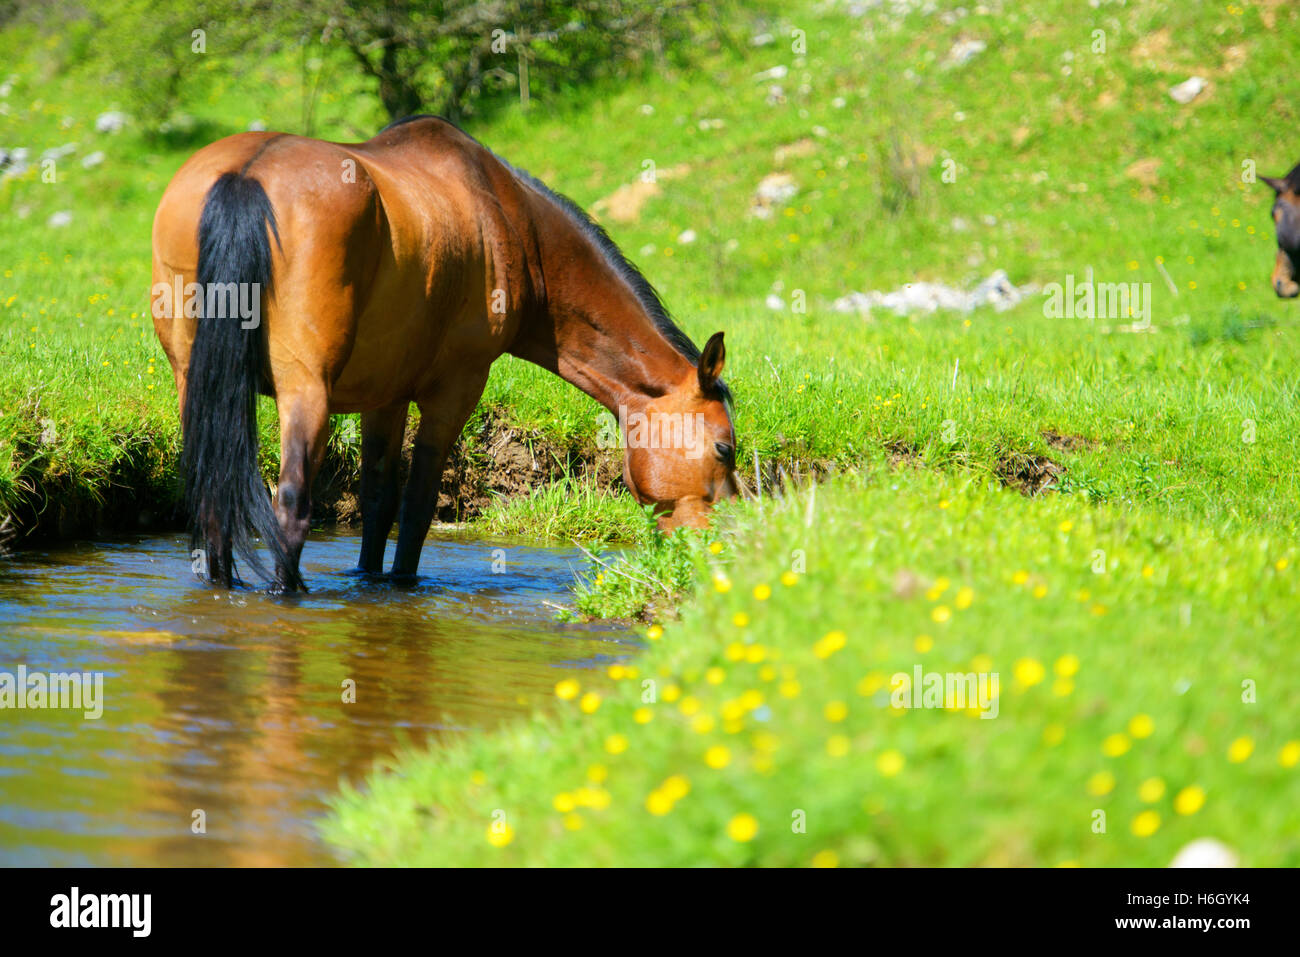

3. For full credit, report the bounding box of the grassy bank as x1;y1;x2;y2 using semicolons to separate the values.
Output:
325;469;1300;866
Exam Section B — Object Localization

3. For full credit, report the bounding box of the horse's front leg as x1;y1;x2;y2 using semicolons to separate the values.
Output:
390;372;489;581
270;385;330;593
355;402;407;574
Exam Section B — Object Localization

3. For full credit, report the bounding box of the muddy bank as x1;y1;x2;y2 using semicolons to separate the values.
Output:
5;409;622;547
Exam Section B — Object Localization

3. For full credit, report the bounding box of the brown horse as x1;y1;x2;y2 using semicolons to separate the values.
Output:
151;115;739;592
1263;162;1300;298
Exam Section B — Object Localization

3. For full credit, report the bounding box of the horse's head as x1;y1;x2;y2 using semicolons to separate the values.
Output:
622;331;740;532
1263;168;1300;299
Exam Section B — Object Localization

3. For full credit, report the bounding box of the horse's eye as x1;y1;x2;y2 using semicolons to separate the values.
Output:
715;442;734;465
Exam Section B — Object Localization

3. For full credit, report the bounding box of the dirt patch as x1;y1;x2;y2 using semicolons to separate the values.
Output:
1041;430;1097;453
995;451;1065;497
884;439;922;469
311;408;622;527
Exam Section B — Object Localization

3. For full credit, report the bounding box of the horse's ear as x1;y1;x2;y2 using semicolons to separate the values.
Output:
1262;175;1289;194
697;332;726;393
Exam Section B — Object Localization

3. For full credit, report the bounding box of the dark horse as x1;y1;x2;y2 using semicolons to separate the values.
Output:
151;116;740;592
1263;162;1300;298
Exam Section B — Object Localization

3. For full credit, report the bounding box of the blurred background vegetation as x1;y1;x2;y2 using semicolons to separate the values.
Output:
0;0;730;134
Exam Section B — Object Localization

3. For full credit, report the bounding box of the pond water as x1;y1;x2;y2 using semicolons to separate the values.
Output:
0;529;631;866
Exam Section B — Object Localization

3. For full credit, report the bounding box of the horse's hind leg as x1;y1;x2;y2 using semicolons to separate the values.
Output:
355;401;407;573
271;384;330;593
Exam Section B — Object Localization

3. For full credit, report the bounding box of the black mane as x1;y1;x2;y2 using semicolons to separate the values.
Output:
377;114;730;402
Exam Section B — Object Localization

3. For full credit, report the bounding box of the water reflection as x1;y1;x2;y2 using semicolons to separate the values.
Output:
0;530;630;865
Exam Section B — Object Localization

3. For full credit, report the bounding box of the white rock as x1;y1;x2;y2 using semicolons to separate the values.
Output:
677;229;697;244
1169;76;1207;104
1170;839;1238;868
765;293;785;310
95;110;128;133
248;119;266;131
944;38;986;67
47;211;72;228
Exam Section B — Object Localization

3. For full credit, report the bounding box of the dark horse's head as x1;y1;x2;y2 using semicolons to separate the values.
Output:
1262;163;1300;298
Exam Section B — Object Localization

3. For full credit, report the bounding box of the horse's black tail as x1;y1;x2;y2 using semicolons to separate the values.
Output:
181;171;296;588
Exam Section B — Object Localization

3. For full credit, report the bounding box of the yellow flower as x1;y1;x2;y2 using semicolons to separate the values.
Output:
1279;741;1300;768
753;583;772;600
810;850;839;868
1174;785;1206;815
1013;658;1045;687
732;612;750;628
1128;714;1154;739
604;733;628;755
778;680;801;699
1051;678;1074;697
647;624;663;640
824;700;848;722
725;641;745;661
554;678;580;700
1054;654;1079;677
856;672;885;695
486;823;514;847
579;692;602;714
954;586;974;609
1276;558;1290;571
553;792;577;813
931;605;951;623
1102;733;1131;757
727;813;759;842
713;575;732;593
1087;770;1115;795
1012;570;1029;585
678;696;701;716
662;775;690;800
744;644;766;663
634;706;654;724
813;630;847;658
970;654;993;674
914;634;933;653
705;745;731;769
1138;777;1166;802
827;734;851;757
607;664;626;680
876;749;904;776
1227;736;1254;763
1058;520;1073;533
645;790;673;815
1131;810;1160;837
662;683;681;703
563;813;583;831
1032;584;1048;598
692;714;716;734
708;541;723;555
780;570;799;586
587;763;608;783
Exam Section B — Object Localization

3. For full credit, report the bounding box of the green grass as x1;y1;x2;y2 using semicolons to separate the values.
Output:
325;470;1300;866
2;0;1300;865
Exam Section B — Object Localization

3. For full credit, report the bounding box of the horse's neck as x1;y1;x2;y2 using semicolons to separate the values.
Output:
510;201;692;417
